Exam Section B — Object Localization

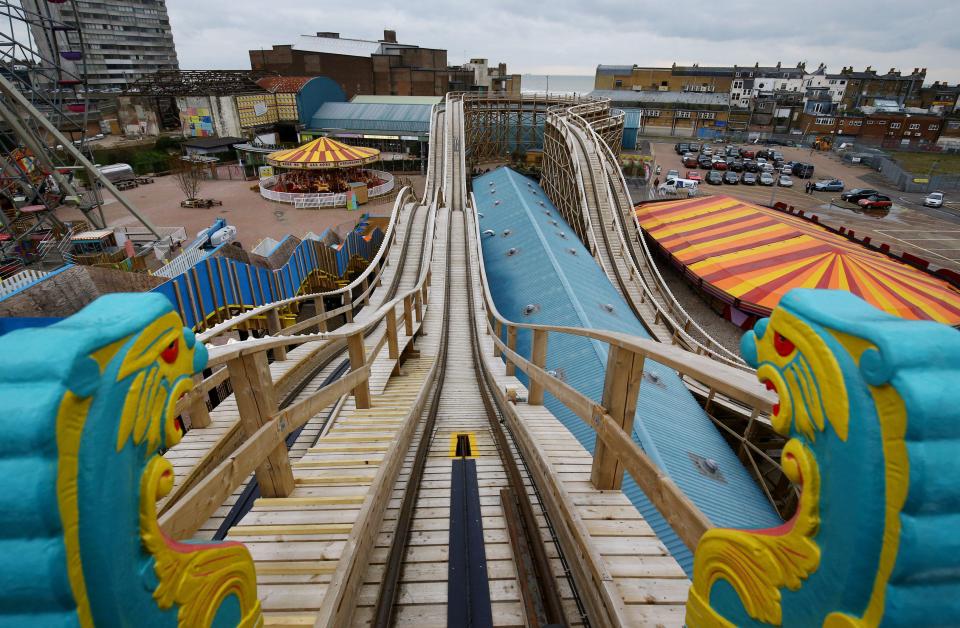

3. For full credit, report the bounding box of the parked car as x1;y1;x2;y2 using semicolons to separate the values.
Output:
698;155;713;169
730;159;744;172
780;164;792;175
701;146;713;157
726;146;740;157
740;148;756;159
683;155;699;168
706;170;724;185
814;179;845;192
755;157;768;166
711;159;728;171
743;160;759;173
674;143;690;155
688;142;701;152
759;172;775;186
741;172;758;185
858;194;892;209
792;162;815;179
771;151;784;162
686;170;702;182
756;149;773;160
778;175;794;187
841;188;879;203
666;169;680;181
659;178;700;195
924;191;944;208
762;163;776;174
723;171;739;185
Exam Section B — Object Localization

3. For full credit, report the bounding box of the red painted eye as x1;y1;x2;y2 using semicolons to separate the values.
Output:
161;339;179;364
773;332;795;357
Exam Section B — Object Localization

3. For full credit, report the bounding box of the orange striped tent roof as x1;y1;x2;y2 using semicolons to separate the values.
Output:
635;195;960;325
266;137;380;170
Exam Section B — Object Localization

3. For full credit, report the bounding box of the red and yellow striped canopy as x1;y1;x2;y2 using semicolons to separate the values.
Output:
266;137;380;170
635;195;960;325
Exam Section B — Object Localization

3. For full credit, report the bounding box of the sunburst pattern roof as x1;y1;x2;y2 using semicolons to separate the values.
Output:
266;137;380;170
635;195;960;325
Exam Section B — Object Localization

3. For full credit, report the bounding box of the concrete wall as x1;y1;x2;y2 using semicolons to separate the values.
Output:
0;265;164;318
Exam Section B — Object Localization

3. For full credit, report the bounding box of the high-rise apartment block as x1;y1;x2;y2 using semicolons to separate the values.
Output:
25;0;179;91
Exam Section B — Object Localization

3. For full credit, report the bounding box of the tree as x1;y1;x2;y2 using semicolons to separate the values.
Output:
173;157;202;200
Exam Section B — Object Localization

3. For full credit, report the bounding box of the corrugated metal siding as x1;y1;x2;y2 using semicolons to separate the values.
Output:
476;167;781;575
309;102;432;134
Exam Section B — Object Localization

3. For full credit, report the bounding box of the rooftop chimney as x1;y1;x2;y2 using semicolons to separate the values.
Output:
382;29;397;43
776;61;781;69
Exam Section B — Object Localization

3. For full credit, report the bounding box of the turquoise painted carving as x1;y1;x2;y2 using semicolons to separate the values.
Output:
686;288;960;626
0;293;262;627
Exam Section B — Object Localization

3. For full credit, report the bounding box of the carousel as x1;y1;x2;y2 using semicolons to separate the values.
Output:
259;137;395;209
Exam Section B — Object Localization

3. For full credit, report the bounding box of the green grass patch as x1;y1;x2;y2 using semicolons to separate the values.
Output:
891;151;960;175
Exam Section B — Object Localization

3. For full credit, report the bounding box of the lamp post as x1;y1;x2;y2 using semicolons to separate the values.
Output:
927;160;938;193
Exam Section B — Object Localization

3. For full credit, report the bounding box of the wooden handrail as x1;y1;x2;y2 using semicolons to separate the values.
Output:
197;186;415;343
161;196;442;540
467;192;774;549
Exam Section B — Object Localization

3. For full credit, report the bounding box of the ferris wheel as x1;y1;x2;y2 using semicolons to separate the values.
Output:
0;1;167;278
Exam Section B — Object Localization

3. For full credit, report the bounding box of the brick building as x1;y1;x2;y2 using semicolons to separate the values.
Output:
834;66;926;110
795;111;943;148
250;30;513;98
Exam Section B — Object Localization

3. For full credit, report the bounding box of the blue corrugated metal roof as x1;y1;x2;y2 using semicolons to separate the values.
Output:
309;102;432;134
622;108;642;129
476;167;781;575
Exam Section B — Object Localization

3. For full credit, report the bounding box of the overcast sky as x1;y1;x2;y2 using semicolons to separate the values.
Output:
167;0;960;83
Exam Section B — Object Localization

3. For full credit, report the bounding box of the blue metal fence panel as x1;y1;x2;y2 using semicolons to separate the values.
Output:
476;167;781;575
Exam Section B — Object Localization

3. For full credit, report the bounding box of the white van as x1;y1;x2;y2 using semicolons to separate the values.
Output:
658;178;699;196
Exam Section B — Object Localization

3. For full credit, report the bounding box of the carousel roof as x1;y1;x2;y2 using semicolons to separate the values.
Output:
266;137;380;170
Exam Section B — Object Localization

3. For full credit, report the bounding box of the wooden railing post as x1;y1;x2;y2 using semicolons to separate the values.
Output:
528;329;549;405
414;291;423;323
313;295;327;333
505;325;517;376
347;331;371;409
226;351;294;497
403;295;414;336
493;320;503;357
266;308;287;361
343;293;354;323
386;305;400;360
591;345;645;490
186;373;211;428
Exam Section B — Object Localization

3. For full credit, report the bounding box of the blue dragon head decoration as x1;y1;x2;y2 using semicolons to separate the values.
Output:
687;288;960;627
0;293;262;627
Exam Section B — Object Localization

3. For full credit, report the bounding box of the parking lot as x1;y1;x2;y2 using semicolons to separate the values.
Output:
648;141;960;273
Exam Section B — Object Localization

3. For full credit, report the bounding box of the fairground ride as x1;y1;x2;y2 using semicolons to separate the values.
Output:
0;0;160;278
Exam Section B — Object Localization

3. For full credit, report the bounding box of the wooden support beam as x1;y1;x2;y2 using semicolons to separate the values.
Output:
506;325;517;376
403;295;414;336
343;294;354;323
494;320;503;357
266;308;287;361
528;329;548;405
347;331;371;409
414;291;423;323
313;295;327;333
386;305;399;360
591;346;645;490
186;373;211;428
226;351;294;498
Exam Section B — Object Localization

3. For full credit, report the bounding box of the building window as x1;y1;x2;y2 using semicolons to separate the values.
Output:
676;111;692;119
614;79;623;88
699;112;715;120
644;109;660;117
908;123;920;130
890;122;901;129
867;120;874;124
928;124;940;131
816;117;834;125
850;120;862;126
780;83;786;90
947;120;960;130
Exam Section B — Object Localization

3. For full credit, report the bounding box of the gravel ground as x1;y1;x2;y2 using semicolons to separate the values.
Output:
648;248;747;357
